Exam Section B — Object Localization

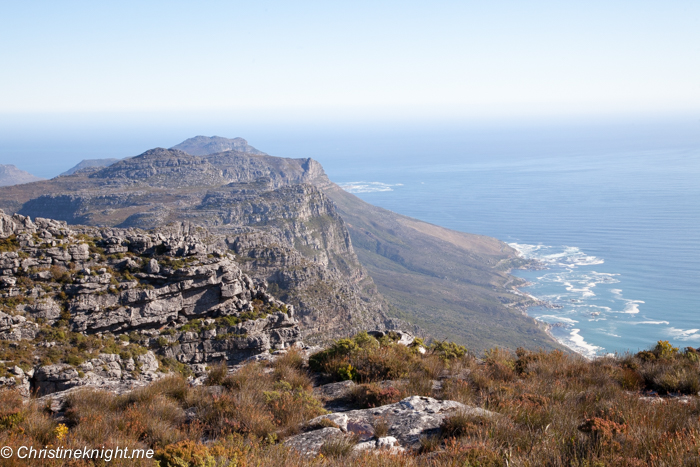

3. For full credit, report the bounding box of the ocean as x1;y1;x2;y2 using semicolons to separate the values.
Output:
2;115;699;357
311;120;700;358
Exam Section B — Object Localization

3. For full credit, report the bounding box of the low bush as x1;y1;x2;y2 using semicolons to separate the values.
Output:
319;434;358;459
352;383;403;408
204;361;228;386
441;409;484;439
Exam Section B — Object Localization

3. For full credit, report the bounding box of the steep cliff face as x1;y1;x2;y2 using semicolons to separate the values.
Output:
0;147;392;344
200;151;330;188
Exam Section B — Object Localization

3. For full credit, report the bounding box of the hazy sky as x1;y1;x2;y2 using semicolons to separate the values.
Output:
2;0;699;120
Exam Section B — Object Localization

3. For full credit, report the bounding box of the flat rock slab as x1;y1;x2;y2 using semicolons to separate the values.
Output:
285;427;344;456
291;396;497;453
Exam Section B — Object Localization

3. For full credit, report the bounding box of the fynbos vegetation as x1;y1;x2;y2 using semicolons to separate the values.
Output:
1;336;699;466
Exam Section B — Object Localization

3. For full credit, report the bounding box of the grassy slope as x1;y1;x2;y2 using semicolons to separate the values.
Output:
323;183;564;353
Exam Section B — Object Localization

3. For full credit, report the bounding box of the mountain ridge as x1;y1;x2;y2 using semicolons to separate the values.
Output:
172;135;266;156
0;146;394;344
60;158;121;176
0;136;562;352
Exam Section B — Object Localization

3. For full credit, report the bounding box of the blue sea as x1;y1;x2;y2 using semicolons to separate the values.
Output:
317;124;700;358
2;114;699;357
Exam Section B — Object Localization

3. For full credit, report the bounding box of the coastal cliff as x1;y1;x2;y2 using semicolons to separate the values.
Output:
0;145;390;344
0;136;560;353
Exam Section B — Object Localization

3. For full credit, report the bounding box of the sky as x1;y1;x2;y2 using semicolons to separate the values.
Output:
1;1;699;177
1;0;699;121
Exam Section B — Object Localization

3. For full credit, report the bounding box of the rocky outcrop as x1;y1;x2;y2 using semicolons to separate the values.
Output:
32;351;161;397
93;148;228;188
0;365;32;398
285;396;497;454
0;311;38;340
0;209;305;398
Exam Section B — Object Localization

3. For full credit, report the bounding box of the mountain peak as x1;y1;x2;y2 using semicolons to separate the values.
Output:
171;136;266;156
0;164;44;187
89;147;226;188
133;147;192;159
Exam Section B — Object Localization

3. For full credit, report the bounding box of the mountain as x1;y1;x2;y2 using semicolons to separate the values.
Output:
0;137;562;352
323;185;552;351
60;158;120;176
164;136;561;352
0;164;44;186
0;147;392;344
172;135;267;156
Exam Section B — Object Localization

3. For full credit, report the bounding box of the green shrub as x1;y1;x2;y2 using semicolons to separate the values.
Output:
431;340;468;360
0;235;20;253
155;440;218;467
653;340;679;359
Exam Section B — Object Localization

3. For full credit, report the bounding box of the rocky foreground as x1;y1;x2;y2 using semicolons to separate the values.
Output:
0;210;302;399
2;321;699;466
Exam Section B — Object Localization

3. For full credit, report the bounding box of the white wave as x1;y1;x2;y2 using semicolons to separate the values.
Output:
621;300;644;314
509;243;603;269
631;320;669;325
536;315;579;324
563;281;596;298
590;272;620;283
667;327;700;341
512;243;646;350
562;329;604;359
508;243;548;257
338;181;403;193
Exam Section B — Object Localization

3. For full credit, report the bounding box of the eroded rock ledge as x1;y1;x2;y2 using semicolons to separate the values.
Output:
0;210;302;397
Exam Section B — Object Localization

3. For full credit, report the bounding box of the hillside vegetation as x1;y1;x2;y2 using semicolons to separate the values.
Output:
2;334;699;466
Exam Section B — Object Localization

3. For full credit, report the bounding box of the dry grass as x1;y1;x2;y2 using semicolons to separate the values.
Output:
372;417;390;438
204;361;228;386
319;434;359;459
1;338;700;466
